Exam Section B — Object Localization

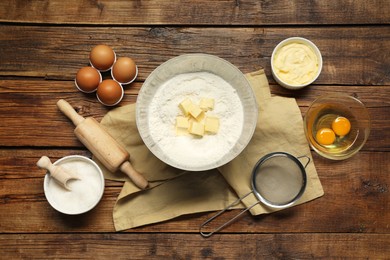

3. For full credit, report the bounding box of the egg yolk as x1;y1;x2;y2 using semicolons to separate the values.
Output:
332;116;351;136
316;128;336;145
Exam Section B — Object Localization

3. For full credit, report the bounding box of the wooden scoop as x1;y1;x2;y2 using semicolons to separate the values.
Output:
37;156;79;190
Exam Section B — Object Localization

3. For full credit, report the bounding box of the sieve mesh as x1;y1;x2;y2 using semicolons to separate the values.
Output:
252;154;305;206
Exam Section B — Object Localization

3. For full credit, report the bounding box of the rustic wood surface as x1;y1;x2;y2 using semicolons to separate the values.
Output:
0;1;389;259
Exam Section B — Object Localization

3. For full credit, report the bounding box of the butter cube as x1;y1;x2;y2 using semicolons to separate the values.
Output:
199;98;214;111
205;116;219;134
179;99;193;116
189;103;203;120
176;116;189;128
175;116;189;135
189;121;205;137
194;110;205;122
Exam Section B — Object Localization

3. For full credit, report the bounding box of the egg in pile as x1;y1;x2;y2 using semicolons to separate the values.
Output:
75;66;101;93
74;44;138;106
316;116;351;146
112;57;138;84
89;44;116;71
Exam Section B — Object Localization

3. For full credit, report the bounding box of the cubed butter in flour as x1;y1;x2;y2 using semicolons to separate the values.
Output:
205;116;219;134
175;116;189;135
179;98;193;116
194;110;205;122
189;121;205;136
199;98;214;111
189;103;204;120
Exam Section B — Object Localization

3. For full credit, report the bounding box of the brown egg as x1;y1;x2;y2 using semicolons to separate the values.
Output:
112;57;137;84
75;66;101;93
89;45;116;71
96;79;123;106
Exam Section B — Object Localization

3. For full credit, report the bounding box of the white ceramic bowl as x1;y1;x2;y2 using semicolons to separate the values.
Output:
271;37;322;89
43;155;105;215
136;54;258;171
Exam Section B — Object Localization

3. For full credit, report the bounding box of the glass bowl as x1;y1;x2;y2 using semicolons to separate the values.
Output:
304;94;370;160
136;54;258;171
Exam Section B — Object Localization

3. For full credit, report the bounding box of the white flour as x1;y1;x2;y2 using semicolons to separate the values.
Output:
148;72;244;168
46;160;103;214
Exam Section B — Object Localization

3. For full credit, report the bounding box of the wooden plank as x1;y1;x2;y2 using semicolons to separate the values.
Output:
1;80;388;149
0;0;389;25
0;149;388;233
0;26;389;86
1;79;389;107
0;233;389;259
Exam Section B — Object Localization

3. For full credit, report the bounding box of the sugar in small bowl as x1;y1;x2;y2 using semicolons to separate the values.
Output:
271;37;323;89
43;155;105;215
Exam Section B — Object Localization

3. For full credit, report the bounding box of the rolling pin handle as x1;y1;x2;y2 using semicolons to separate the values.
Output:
57;99;85;126
119;161;149;189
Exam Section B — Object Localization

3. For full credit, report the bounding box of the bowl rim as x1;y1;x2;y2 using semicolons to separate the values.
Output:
135;53;259;171
271;37;323;89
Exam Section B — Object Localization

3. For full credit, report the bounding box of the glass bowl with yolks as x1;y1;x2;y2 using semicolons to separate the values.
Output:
304;94;370;160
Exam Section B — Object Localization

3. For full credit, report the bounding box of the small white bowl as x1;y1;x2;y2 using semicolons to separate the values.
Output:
271;37;322;90
43;155;105;215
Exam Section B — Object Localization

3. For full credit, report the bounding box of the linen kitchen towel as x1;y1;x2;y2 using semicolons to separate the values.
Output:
93;69;324;231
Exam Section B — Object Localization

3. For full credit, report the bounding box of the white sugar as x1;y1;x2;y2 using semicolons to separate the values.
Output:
46;160;103;214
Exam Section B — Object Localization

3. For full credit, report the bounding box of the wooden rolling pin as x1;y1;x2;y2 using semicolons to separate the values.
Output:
57;99;148;189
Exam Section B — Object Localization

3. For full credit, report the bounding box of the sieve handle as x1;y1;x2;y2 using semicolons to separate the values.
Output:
199;191;259;238
297;155;311;168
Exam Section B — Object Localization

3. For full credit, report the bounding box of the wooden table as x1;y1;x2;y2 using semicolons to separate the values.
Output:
1;1;389;259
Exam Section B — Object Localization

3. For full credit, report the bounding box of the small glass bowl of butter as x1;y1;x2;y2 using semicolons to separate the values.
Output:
271;37;323;89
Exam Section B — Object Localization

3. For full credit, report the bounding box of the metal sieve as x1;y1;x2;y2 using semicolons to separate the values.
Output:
200;152;309;237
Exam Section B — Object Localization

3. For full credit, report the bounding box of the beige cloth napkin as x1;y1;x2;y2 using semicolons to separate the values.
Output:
219;70;324;215
94;69;324;231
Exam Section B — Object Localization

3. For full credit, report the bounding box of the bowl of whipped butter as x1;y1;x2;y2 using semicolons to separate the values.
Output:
271;37;322;89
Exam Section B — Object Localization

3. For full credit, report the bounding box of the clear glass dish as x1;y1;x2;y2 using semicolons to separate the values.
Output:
304;94;370;160
136;54;258;171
